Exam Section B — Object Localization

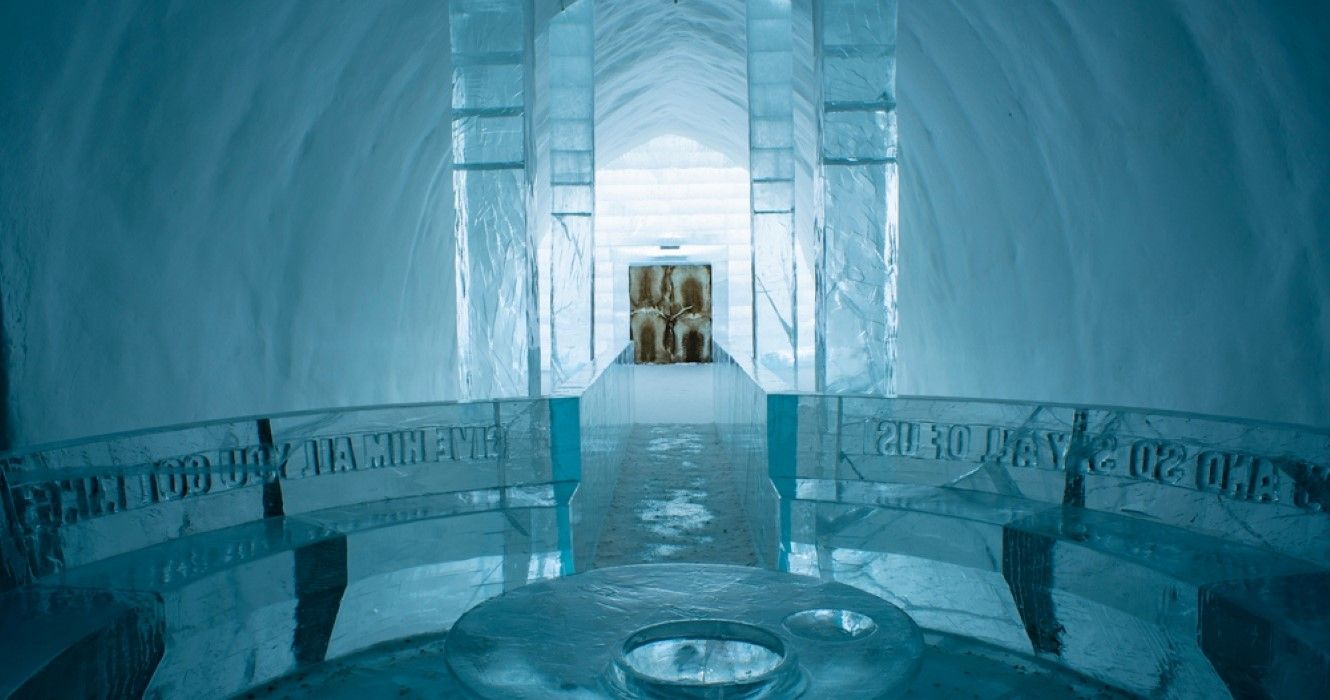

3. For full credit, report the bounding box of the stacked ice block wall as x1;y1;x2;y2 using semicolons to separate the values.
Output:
450;0;540;398
814;0;898;395
713;339;1330;698
544;0;597;388
746;0;897;394
748;0;800;384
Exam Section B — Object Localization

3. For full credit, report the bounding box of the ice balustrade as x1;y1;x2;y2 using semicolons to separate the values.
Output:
713;341;1330;698
0;344;632;698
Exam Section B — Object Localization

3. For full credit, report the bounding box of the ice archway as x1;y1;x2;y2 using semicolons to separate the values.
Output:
1;0;1327;448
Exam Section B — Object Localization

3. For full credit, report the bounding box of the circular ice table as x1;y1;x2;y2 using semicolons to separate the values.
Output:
444;563;924;698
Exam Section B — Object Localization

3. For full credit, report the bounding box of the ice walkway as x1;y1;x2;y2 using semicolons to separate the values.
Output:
1;353;1327;698
592;424;758;568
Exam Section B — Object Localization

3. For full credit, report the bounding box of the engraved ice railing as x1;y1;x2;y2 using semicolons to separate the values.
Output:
0;344;633;698
711;340;1330;697
0;399;546;582
779;394;1330;566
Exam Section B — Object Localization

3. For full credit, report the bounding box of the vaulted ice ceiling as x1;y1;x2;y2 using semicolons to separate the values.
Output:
596;0;748;164
1;0;1327;447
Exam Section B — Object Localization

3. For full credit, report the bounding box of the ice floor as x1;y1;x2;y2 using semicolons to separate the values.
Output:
244;611;1128;699
631;363;715;424
592;425;756;567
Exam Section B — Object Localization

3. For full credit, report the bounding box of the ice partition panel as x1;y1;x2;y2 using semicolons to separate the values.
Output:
267;399;554;515
805;396;1330;565
0;395;572;584
814;0;898;395
774;393;1330;698
547;0;596;387
450;0;539;399
748;0;799;383
712;344;780;567
566;343;634;571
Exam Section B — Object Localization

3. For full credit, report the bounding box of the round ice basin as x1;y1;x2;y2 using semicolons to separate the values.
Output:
618;620;791;694
783;608;878;642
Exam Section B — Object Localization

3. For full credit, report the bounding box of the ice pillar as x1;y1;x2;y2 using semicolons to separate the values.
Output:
547;0;596;387
814;0;898;394
748;0;799;383
450;0;539;398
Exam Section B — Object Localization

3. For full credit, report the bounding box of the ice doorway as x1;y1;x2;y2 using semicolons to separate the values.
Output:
594;135;752;363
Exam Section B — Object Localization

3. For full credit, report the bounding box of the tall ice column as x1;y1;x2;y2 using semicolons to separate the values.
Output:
547;0;596;387
450;0;539;398
814;0;898;394
748;0;799;383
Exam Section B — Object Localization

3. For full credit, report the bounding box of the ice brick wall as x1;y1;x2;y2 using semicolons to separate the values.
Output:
543;0;597;387
816;0;899;395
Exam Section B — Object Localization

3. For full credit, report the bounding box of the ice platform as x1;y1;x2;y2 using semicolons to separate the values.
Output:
445;563;923;698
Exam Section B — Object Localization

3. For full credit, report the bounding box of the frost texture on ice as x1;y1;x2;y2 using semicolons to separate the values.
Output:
451;0;539;399
748;0;800;384
815;0;898;395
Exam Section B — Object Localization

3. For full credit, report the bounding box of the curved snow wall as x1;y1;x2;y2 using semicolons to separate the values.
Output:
896;0;1330;424
2;0;1328;448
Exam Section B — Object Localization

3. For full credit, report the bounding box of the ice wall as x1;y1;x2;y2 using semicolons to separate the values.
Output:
0;1;460;446
896;0;1330;426
2;0;1327;448
449;0;539;399
594;0;1328;423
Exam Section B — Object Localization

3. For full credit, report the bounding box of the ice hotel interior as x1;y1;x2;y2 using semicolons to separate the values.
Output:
0;0;1328;697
